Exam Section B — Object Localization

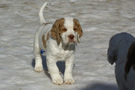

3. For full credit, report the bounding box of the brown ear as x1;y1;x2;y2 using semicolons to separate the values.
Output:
51;18;64;45
73;18;83;39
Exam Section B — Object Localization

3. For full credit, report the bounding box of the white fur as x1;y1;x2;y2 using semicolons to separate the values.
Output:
39;2;47;24
107;32;135;90
61;17;78;45
34;2;80;85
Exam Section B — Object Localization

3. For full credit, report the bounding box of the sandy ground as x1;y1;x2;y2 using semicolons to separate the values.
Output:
0;0;135;90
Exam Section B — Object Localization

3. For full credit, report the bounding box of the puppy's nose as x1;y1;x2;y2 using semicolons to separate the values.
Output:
68;34;74;40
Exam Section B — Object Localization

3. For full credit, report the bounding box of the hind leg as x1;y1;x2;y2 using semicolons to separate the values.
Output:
34;50;43;72
34;32;43;72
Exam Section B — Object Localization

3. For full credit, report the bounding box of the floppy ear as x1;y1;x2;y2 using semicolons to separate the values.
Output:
107;37;118;65
73;18;83;43
125;41;135;80
51;18;64;45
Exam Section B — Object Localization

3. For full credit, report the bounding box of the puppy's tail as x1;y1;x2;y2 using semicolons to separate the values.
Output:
39;2;47;24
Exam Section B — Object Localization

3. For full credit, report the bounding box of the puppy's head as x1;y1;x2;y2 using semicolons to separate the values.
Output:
51;17;83;45
107;32;134;65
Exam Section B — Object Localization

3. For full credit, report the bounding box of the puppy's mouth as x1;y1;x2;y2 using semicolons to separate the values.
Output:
68;34;76;44
68;39;76;44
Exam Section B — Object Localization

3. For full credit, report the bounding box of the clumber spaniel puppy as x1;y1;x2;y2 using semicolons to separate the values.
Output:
34;2;83;85
107;32;135;90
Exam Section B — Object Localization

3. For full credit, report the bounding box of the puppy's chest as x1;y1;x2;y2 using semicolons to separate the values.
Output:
55;50;74;61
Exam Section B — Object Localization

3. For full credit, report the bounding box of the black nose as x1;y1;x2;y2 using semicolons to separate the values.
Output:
68;34;74;39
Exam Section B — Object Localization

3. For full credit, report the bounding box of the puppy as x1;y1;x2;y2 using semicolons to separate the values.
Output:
107;32;135;90
34;2;83;85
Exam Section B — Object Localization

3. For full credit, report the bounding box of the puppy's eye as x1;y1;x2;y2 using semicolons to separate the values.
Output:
74;28;77;31
63;28;67;32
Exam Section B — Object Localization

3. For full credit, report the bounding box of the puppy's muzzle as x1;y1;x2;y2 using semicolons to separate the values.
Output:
68;34;75;43
68;34;74;40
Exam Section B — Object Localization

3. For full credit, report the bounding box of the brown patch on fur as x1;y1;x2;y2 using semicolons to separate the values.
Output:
42;32;50;49
125;41;135;81
51;18;65;45
47;32;49;40
42;35;46;48
73;18;83;39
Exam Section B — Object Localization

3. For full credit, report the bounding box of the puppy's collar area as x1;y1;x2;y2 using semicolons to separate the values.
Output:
40;50;45;54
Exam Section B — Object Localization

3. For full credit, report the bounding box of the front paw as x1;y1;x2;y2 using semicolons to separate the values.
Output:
34;67;43;72
64;78;75;84
52;77;63;85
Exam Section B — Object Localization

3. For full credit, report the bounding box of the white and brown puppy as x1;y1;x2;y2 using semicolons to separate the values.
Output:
107;32;135;90
34;2;83;85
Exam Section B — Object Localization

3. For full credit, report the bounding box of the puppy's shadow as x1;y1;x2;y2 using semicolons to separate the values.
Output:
32;55;65;78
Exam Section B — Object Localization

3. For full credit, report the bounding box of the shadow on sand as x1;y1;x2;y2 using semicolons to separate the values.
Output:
82;82;118;90
32;55;65;78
